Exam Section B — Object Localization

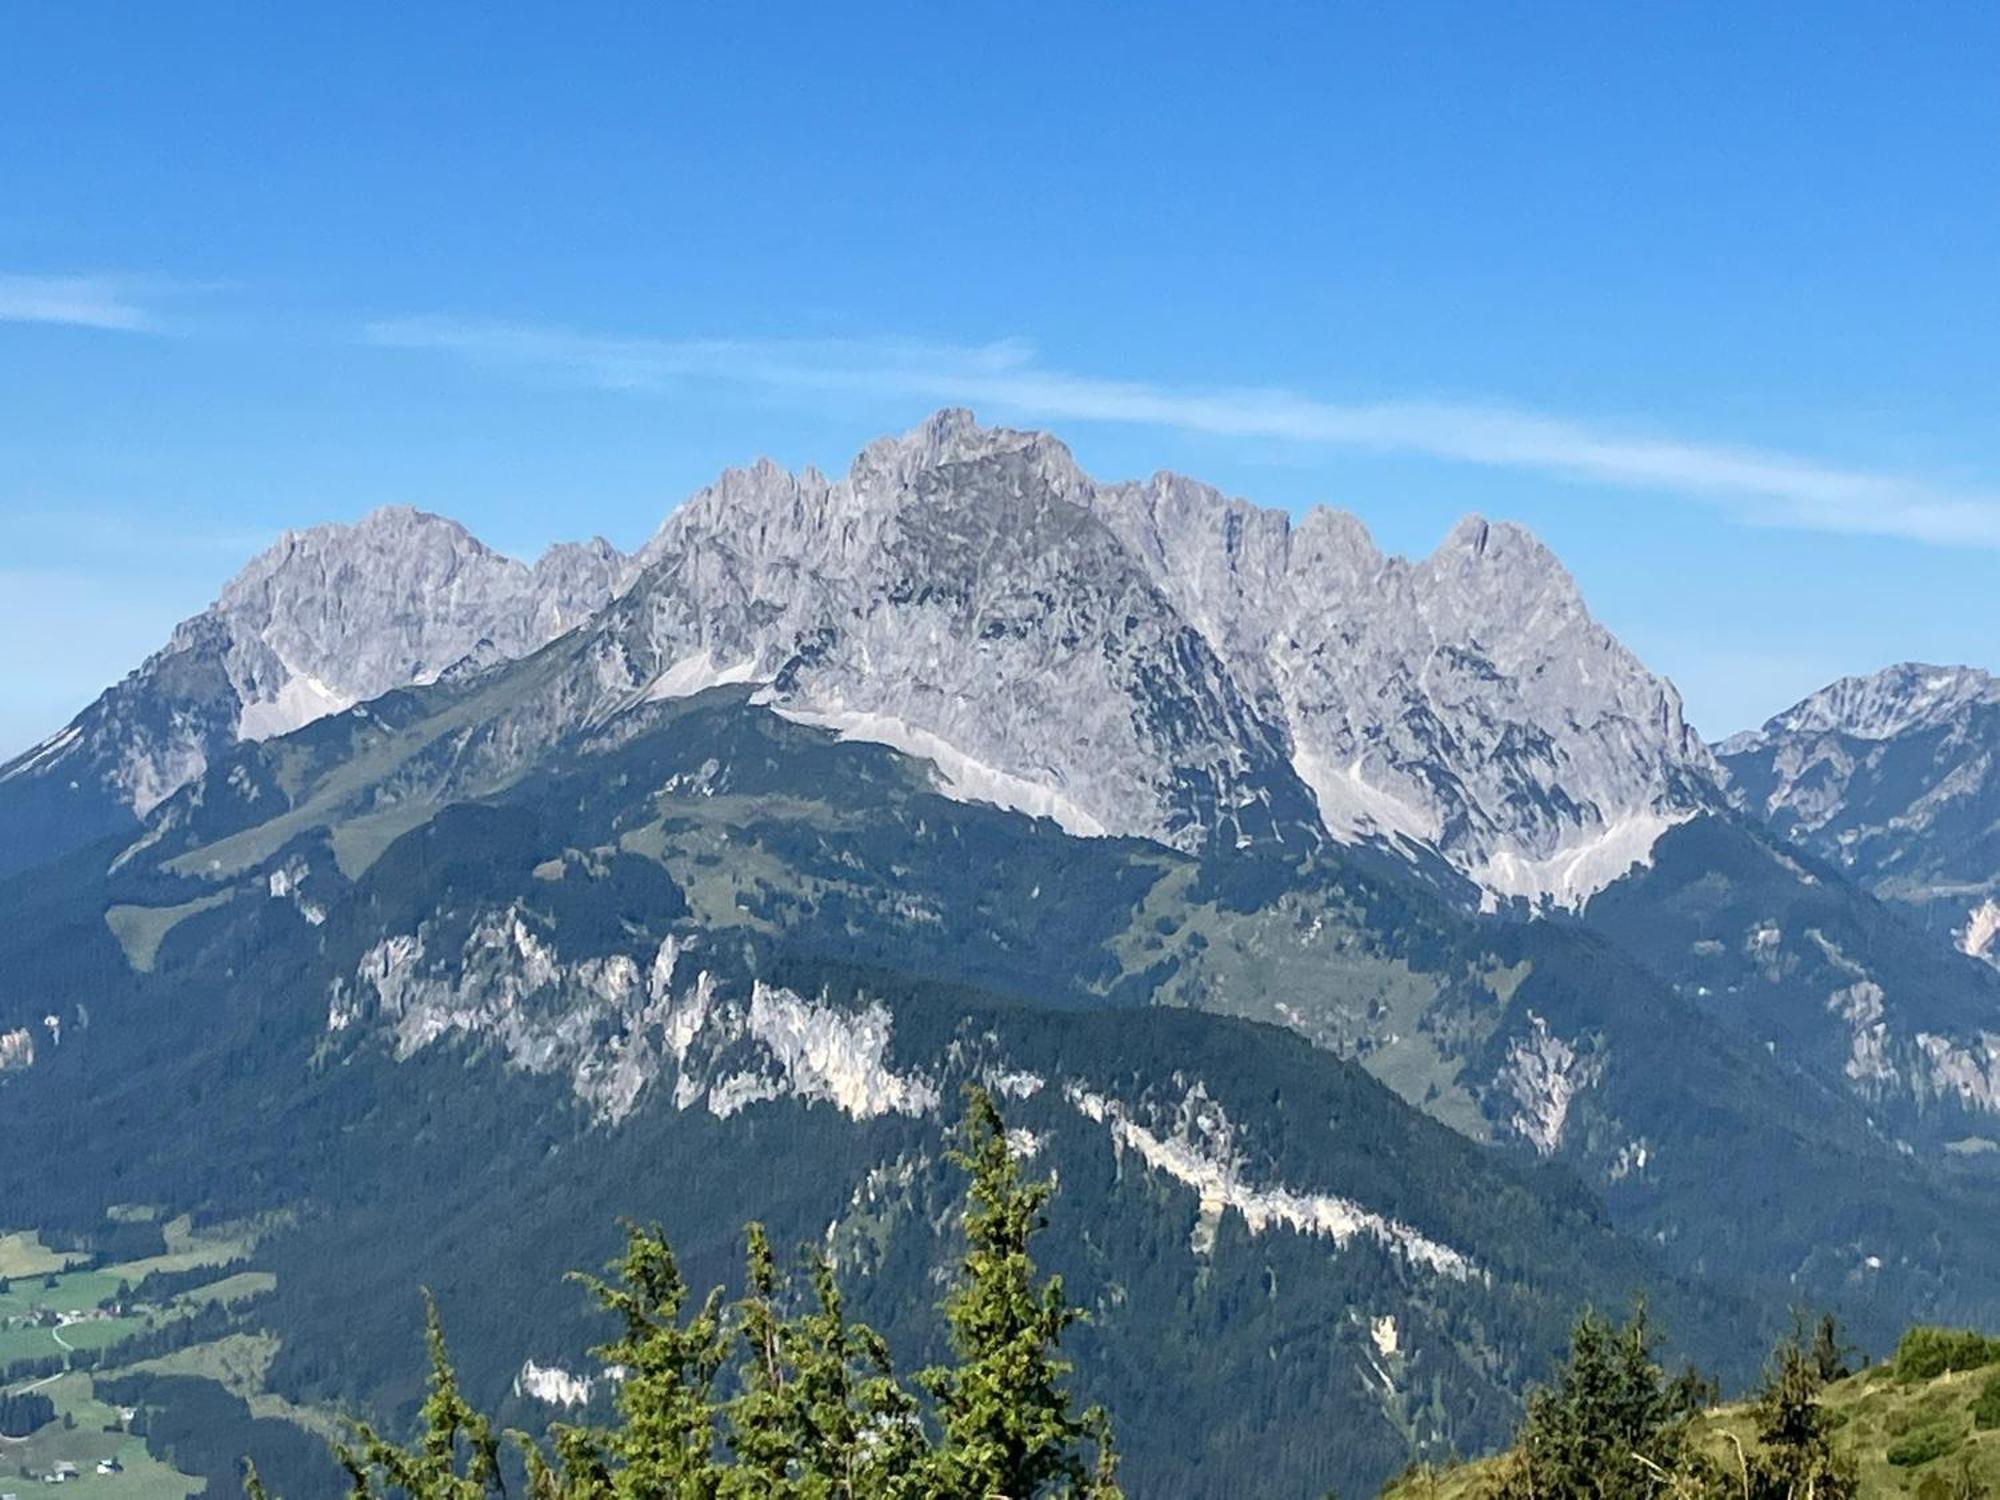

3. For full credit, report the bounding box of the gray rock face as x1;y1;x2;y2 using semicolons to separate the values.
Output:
588;411;1314;851
0;508;624;873
585;411;1715;892
1084;472;1718;901
1723;663;2000;748
213;508;622;748
1718;663;2000;966
3;411;1720;900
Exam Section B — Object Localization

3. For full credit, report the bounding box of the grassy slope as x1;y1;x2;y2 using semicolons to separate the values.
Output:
0;1233;84;1280
1;1224;342;1493
0;1370;201;1500
1383;1361;2000;1498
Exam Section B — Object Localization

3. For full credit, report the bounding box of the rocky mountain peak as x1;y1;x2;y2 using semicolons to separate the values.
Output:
535;533;623;577
1410;516;1587;627
4;411;1721;903
1079;474;1714;900
584;411;1313;853
220;505;492;610
1444;512;1494;557
1715;660;2000;967
849;407;1090;501
0;507;631;870
587;411;1716;898
204;506;625;743
1729;662;2000;750
531;537;628;634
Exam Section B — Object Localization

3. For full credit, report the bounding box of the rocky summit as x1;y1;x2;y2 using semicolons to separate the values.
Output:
1;411;1721;902
0;508;625;876
1719;662;2000;967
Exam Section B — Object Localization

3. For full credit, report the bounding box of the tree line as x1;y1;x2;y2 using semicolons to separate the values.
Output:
0;1389;56;1438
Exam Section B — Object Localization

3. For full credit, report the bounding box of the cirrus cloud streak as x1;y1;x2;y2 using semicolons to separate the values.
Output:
363;315;2000;550
0;273;165;332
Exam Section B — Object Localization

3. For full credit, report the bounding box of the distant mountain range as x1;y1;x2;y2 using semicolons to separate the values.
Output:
1718;662;2000;970
2;412;1995;1498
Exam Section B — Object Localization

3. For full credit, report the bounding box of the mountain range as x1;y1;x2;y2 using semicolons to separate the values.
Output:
0;509;624;877
2;411;1996;1498
1719;663;2000;971
3;410;1718;900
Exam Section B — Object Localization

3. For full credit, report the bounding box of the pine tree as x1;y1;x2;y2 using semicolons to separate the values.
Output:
920;1085;1120;1500
336;1294;505;1499
549;1223;730;1499
1743;1330;1857;1500
718;1224;795;1494
246;1089;1121;1500
716;1226;930;1498
1492;1301;1717;1499
782;1244;932;1497
1807;1314;1854;1386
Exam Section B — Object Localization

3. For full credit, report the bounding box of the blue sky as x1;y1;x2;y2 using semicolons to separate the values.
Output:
4;2;1998;755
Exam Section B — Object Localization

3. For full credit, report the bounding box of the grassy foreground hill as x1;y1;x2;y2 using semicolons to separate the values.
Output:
1384;1326;2000;1499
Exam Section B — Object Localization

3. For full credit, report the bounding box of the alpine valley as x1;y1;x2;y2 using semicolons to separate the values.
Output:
3;413;1998;1499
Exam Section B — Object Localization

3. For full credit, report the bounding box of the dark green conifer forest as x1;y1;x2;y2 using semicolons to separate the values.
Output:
256;1089;1120;1500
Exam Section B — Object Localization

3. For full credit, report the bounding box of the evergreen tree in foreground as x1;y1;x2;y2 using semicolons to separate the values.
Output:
1489;1300;1718;1500
1806;1314;1854;1387
339;1299;506;1499
1743;1325;1856;1500
1471;1307;1857;1500
920;1087;1119;1500
291;1086;1119;1500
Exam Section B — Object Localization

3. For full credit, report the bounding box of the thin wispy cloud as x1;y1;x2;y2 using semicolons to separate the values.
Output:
0;272;173;332
3;507;276;560
364;315;2000;550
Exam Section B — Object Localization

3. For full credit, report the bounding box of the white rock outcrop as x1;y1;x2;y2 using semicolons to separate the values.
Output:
330;913;937;1126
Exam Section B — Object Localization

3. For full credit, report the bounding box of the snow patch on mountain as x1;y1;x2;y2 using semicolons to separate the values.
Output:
774;705;1108;838
1290;748;1440;850
1065;1081;1481;1280
0;725;82;782
1473;809;1691;912
236;671;352;742
643;652;762;703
